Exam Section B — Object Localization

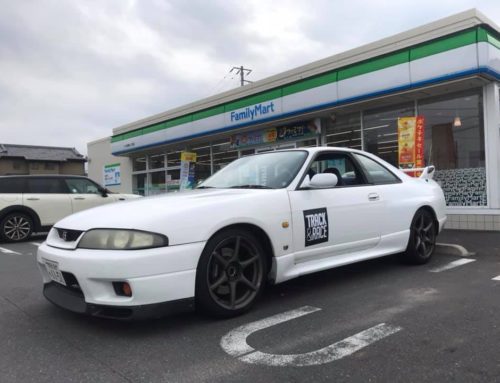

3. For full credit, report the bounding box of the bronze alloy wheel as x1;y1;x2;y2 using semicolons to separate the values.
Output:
412;210;436;259
196;229;266;317
402;208;436;264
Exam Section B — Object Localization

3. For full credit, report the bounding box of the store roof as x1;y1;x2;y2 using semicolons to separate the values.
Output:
112;8;498;137
0;144;86;162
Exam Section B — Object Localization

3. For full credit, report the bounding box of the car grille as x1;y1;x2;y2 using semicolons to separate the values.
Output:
56;228;83;242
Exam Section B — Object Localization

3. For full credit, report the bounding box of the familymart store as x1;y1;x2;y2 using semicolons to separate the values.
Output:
88;9;500;230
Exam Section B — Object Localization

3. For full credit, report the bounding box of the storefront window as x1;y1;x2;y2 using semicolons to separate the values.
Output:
149;171;166;195
189;144;212;185
166;169;180;192
149;154;165;169
212;139;238;172
363;103;414;166
418;89;485;206
324;113;361;149
132;157;147;172
133;173;147;196
167;150;183;168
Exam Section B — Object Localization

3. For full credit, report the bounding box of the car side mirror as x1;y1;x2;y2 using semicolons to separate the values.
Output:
100;188;109;197
307;173;338;189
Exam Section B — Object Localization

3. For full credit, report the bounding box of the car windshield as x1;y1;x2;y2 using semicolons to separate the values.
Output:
198;151;308;189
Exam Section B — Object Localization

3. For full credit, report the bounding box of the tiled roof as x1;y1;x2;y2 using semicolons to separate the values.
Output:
0;144;86;162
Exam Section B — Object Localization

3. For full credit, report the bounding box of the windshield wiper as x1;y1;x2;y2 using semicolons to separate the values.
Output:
229;185;274;189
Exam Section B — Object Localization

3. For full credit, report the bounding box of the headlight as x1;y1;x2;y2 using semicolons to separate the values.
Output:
77;229;168;250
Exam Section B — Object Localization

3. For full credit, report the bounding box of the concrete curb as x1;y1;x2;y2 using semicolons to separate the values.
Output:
436;243;475;257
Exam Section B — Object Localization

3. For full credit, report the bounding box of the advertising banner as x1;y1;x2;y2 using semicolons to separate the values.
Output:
398;116;425;176
230;120;320;149
179;152;197;191
104;163;121;186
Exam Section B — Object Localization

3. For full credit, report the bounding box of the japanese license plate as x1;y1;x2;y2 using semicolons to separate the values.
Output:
44;259;66;286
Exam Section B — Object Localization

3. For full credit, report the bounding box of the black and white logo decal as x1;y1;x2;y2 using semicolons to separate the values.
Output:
303;208;329;247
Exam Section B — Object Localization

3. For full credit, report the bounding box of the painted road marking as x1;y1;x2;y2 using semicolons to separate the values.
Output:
0;246;22;255
492;276;500;281
436;243;473;257
429;258;476;273
220;306;402;367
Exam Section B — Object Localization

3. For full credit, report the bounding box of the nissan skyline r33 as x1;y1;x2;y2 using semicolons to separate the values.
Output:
37;147;446;319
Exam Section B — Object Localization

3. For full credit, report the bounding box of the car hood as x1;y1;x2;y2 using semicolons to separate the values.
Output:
54;188;280;232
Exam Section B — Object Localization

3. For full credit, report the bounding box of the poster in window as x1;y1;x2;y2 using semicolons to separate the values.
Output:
104;163;121;186
398;116;425;177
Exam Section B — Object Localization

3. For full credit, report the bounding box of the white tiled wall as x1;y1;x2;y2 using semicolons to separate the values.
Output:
444;214;500;231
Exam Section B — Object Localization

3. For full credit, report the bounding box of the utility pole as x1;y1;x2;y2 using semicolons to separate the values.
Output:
230;66;253;86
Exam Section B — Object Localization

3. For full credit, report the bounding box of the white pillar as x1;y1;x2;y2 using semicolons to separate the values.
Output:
484;82;500;209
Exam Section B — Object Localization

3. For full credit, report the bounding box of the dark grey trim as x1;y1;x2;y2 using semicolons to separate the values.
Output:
43;282;195;320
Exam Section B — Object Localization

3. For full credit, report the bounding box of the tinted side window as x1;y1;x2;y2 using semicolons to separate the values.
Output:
0;178;26;193
26;178;68;193
353;154;400;185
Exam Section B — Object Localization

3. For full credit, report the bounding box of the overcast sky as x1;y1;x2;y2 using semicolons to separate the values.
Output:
1;0;499;155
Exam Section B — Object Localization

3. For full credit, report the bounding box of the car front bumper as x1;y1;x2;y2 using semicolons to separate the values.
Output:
37;241;206;318
43;282;194;320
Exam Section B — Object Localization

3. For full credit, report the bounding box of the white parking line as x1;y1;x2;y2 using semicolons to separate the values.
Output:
221;306;402;367
492;276;500;281
429;258;476;273
0;246;21;255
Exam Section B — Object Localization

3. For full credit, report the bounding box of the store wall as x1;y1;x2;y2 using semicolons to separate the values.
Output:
87;137;133;194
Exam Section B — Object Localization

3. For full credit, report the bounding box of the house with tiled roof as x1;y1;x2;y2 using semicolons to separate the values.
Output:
0;144;86;175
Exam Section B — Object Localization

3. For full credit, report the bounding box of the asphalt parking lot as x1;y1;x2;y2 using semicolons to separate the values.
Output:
1;230;500;383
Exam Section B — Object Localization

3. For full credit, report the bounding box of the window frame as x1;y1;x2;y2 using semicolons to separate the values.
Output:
296;150;370;190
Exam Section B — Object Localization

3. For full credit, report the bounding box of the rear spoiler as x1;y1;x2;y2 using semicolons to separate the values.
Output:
400;166;436;180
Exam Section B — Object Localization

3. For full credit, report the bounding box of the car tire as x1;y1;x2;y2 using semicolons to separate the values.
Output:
401;208;436;264
195;229;267;318
0;212;34;243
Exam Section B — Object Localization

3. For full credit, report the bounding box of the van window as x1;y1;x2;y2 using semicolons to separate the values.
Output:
26;178;68;193
64;178;100;194
0;178;26;193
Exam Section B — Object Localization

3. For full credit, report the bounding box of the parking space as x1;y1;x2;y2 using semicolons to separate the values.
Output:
1;230;500;382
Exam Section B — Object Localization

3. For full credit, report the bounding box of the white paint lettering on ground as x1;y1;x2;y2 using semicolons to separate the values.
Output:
0;246;22;255
220;306;402;367
240;323;402;366
492;275;500;281
429;258;476;273
221;306;321;357
436;243;472;257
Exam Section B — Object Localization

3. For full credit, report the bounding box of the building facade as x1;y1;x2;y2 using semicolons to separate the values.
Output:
88;9;500;231
0;144;86;176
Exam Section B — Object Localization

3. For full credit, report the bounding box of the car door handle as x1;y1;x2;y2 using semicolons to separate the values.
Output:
74;197;85;200
26;197;40;201
368;193;380;201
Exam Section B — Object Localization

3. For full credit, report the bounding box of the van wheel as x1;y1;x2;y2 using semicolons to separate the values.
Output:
401;209;436;264
0;213;33;242
195;229;267;317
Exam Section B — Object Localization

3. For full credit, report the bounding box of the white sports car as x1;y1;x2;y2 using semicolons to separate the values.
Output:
37;147;446;319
